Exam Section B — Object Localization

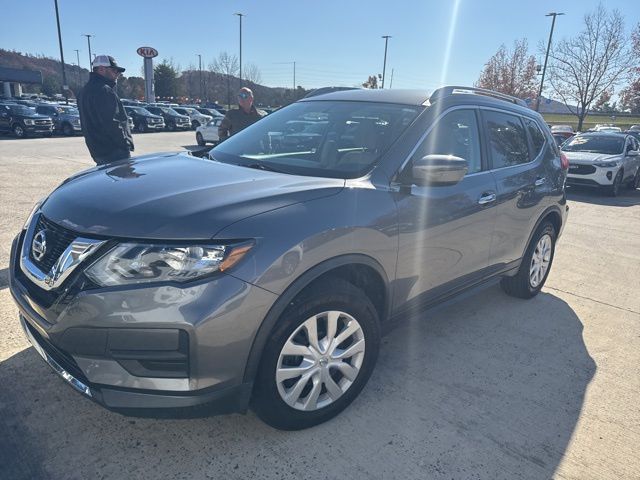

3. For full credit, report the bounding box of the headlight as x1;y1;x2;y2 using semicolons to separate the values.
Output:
24;119;35;126
23;199;44;229
85;242;253;286
593;160;619;168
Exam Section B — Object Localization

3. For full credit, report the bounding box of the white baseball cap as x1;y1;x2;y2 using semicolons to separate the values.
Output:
92;55;126;72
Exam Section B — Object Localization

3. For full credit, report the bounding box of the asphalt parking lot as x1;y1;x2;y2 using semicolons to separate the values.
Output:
1;132;639;480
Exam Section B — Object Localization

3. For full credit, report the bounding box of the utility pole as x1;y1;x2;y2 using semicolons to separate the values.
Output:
74;49;81;85
197;54;202;101
389;68;394;89
53;0;69;104
536;12;564;112
235;13;244;88
381;35;391;89
82;34;93;68
293;61;296;96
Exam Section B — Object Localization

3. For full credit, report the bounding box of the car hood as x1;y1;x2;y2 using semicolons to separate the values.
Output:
23;113;50;120
40;153;345;239
562;151;622;163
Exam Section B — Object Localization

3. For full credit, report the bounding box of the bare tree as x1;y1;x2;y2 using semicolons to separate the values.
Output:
210;52;239;108
362;75;379;89
620;23;640;113
244;63;262;85
475;39;538;100
546;4;634;130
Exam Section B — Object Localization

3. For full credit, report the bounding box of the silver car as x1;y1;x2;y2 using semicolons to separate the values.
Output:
10;87;568;430
563;132;640;196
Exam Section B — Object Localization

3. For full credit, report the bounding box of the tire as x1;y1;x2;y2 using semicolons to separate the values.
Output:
12;123;26;138
501;221;556;299
196;132;205;146
607;169;623;197
252;278;380;430
192;120;200;130
62;123;74;136
169;122;177;132
138;122;148;133
629;168;640;190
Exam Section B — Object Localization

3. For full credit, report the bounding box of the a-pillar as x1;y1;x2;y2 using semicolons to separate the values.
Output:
13;83;22;97
3;82;11;98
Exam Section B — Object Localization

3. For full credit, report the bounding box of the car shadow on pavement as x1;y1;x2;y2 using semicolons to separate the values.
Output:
0;285;595;479
0;268;8;290
567;185;640;206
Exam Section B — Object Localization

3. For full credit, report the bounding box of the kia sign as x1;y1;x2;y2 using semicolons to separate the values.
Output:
137;47;158;58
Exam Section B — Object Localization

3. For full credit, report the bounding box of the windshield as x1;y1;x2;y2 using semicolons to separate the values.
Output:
212;100;421;179
57;106;78;115
9;105;36;115
562;135;624;155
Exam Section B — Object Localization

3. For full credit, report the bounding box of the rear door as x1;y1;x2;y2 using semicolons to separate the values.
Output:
482;109;548;268
393;108;498;307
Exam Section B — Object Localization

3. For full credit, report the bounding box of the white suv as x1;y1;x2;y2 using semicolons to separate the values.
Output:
195;118;222;146
562;132;640;196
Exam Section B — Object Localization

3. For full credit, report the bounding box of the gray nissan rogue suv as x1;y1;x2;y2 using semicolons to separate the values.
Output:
10;87;569;430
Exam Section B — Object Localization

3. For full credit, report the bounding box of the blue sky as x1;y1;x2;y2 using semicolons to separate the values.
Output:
2;0;638;91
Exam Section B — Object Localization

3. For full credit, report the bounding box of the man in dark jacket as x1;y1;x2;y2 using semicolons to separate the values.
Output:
78;55;134;165
218;87;264;140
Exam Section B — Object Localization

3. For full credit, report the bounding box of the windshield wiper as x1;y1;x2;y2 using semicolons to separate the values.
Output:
243;162;284;173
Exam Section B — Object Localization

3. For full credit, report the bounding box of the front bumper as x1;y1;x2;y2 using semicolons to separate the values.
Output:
9;228;276;415
24;125;54;135
567;162;620;187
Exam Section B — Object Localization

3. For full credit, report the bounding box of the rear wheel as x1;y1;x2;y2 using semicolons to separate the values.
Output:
607;169;623;197
196;132;205;146
252;279;380;430
12;123;25;138
629;168;640;190
501;221;556;299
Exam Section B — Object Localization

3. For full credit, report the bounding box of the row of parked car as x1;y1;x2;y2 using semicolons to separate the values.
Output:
0;97;228;139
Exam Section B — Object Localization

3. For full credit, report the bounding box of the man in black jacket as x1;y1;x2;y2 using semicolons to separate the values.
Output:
218;87;264;140
78;55;134;165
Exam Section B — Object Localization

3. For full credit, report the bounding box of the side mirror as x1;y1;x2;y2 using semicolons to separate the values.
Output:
627;150;640;156
412;154;468;186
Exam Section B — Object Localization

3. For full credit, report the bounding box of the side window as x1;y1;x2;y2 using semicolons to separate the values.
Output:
525;118;546;159
483;111;530;168
411;109;482;174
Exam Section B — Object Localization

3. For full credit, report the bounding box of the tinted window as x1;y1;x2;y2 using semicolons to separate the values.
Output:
562;135;624;155
525;118;546;158
411;109;482;174
484;111;529;168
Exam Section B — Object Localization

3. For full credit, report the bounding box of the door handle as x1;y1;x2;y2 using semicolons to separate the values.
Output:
535;177;546;186
478;192;496;205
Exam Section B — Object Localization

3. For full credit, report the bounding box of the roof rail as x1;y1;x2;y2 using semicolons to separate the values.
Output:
429;86;529;108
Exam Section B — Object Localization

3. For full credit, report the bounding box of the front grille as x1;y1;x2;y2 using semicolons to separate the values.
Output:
35;120;52;125
30;215;77;273
568;164;596;175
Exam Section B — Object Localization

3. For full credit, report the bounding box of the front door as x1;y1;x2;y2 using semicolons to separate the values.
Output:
392;108;498;310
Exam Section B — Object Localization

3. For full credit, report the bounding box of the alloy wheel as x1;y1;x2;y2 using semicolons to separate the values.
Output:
529;234;552;288
276;310;365;412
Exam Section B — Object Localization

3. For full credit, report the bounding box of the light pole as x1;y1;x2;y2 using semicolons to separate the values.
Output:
536;12;564;112
82;34;93;68
235;13;244;88
381;35;391;89
53;0;68;104
74;49;81;85
197;54;202;101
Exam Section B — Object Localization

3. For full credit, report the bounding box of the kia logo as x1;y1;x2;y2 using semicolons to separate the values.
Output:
137;47;158;58
32;230;47;261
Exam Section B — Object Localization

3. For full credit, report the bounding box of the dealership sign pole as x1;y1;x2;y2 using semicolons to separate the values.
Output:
137;46;158;103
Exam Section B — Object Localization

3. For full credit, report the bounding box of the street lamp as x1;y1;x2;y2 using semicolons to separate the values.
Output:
53;0;68;104
536;12;564;112
197;54;203;101
381;35;391;89
82;34;94;68
235;13;244;88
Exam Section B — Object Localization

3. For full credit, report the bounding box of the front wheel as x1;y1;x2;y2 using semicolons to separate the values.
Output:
62;123;74;136
196;132;205;146
607;169;623;197
192;120;200;130
12;124;26;138
252;279;380;430
501;221;556;299
629;168;640;190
